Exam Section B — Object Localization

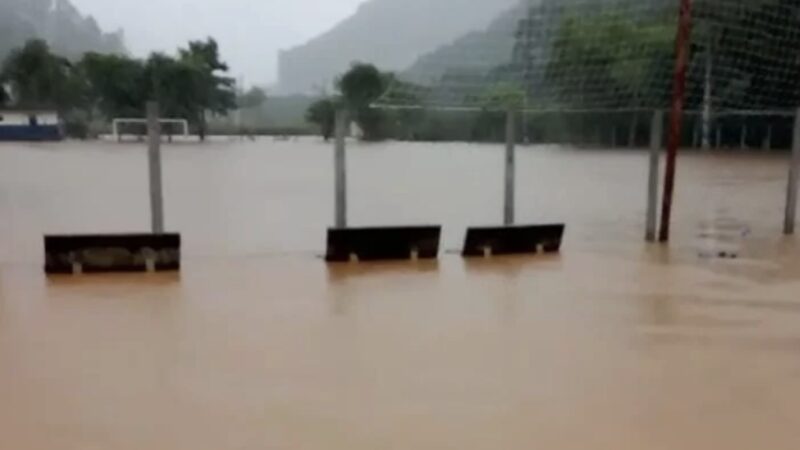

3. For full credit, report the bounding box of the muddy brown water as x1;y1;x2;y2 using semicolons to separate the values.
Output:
1;138;799;449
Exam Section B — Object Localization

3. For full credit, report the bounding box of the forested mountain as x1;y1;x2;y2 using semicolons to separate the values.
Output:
402;2;528;85
383;0;800;113
0;0;125;60
276;0;517;94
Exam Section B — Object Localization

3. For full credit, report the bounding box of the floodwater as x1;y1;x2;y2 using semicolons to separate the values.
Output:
1;138;799;449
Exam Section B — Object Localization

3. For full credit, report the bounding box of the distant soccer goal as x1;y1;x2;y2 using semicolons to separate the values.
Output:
112;118;190;141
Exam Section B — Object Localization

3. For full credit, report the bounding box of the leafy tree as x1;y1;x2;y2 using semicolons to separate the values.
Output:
1;40;72;109
179;38;236;140
238;87;268;109
480;82;525;110
688;0;800;111
544;13;673;110
337;63;389;140
78;52;147;119
145;52;203;121
0;84;9;107
306;98;337;141
338;63;386;108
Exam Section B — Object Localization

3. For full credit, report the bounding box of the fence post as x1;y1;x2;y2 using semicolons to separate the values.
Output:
702;51;713;150
646;111;663;242
334;108;348;229
146;101;164;234
611;125;617;148
504;108;516;226
763;124;772;151
740;123;747;149
784;109;800;235
659;0;693;243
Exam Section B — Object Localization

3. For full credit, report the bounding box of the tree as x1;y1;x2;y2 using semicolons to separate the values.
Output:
688;0;800;111
145;52;204;121
1;40;73;109
306;98;337;141
0;84;8;107
179;38;236;140
480;82;525;110
544;13;673;111
237;87;267;109
337;63;389;140
78;52;147;119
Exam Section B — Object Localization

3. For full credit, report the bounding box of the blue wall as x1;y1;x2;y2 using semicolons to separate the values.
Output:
0;125;63;141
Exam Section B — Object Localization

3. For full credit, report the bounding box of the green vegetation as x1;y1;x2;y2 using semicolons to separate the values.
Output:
0;38;237;139
1;40;75;110
337;63;391;141
305;63;393;141
306;98;337;141
544;12;673;110
238;87;268;110
356;0;800;147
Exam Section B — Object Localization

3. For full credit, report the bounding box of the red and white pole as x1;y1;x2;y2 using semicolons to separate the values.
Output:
659;0;693;242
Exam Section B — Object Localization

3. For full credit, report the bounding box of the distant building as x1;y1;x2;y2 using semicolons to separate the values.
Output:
0;108;63;141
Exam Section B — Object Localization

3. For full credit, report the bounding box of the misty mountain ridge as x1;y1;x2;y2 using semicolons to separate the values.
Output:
0;0;125;61
276;0;518;94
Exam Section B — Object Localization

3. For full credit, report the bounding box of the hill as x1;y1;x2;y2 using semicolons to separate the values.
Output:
402;2;527;85
0;0;125;61
276;0;517;94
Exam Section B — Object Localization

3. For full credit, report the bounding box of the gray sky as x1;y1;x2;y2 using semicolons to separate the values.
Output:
70;0;368;87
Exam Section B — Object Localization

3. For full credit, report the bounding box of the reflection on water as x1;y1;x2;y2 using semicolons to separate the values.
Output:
0;140;799;449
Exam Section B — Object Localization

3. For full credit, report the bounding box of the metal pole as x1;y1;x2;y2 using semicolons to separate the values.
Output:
740;123;747;149
659;0;693;243
146;101;164;234
702;50;712;150
646;111;664;242
334;108;348;228
764;124;772;151
784;109;800;235
611;126;617;148
504;109;516;226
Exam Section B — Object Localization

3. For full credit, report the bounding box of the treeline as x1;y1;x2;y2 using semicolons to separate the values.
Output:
305;63;793;149
0;38;265;139
309;0;800;148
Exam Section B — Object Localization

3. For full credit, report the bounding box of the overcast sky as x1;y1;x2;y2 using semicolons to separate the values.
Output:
70;0;368;86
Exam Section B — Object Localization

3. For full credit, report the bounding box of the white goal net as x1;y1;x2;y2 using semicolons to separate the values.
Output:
376;0;800;117
112;118;190;141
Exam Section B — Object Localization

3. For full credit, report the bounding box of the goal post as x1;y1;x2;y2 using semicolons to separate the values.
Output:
112;118;190;141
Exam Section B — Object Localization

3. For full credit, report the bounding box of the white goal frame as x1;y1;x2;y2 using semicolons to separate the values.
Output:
112;118;190;141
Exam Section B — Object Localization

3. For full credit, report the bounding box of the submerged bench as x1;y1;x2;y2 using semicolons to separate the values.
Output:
462;224;565;257
326;226;442;262
44;233;181;274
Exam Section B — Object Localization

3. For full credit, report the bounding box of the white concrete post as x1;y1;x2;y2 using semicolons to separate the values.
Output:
504;109;516;226
764;124;772;151
646;110;664;242
334;108;348;229
740;123;747;149
146;101;164;234
784;109;800;235
701;51;713;150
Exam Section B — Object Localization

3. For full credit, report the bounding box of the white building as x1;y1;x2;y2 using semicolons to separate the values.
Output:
0;109;63;141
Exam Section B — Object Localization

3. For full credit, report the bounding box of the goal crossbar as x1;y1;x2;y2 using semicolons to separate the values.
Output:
112;118;190;140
